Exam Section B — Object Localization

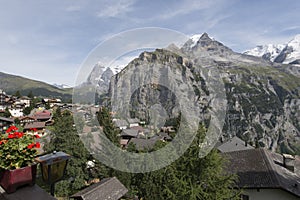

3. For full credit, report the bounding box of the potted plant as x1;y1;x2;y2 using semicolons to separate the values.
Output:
0;125;41;193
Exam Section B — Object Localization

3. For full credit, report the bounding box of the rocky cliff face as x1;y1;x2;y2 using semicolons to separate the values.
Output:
108;33;300;154
86;63;114;94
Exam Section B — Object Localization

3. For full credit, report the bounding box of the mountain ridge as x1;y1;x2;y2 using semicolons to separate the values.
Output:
108;33;300;155
0;71;72;101
244;34;300;65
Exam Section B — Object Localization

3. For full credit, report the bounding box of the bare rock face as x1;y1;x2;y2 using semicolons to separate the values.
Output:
104;33;300;154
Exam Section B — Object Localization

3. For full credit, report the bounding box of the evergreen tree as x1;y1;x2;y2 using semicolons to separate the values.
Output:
1;107;11;118
23;106;32;116
43;111;104;197
45;101;51;110
23;97;42;115
112;124;240;200
14;90;21;98
97;107;120;146
42;106;240;199
27;91;34;99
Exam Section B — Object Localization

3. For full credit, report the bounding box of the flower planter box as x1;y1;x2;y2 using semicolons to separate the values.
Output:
0;164;37;194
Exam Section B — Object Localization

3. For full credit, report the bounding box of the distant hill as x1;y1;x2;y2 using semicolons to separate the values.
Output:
0;72;72;101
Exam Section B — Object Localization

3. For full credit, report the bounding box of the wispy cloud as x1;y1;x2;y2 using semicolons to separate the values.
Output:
0;0;299;85
96;0;136;18
156;0;222;20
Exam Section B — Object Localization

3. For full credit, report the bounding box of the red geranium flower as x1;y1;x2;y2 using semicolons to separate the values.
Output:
30;128;38;132
6;125;18;133
8;134;15;139
14;132;24;138
1;125;41;170
27;143;35;149
35;142;41;148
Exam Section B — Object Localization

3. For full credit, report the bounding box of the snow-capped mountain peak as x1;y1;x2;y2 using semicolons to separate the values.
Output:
244;44;285;62
190;34;202;48
188;33;215;48
244;34;300;64
283;34;300;64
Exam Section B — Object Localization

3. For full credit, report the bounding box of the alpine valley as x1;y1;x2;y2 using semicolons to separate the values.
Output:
85;33;300;155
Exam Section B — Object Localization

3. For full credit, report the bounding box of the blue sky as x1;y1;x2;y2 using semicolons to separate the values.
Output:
0;0;299;86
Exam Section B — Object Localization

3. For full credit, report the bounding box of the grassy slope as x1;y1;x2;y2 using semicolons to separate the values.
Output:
0;72;72;101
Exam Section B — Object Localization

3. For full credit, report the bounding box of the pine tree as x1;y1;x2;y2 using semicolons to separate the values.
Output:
97;107;120;146
14;90;21;98
113;124;240;200
43;110;104;197
27;91;34;99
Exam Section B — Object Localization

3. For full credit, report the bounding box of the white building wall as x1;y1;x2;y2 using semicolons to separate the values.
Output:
244;188;299;200
9;108;23;117
129;123;139;128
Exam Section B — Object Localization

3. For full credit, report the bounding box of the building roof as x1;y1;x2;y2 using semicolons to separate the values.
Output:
0;184;57;200
223;148;300;197
19;116;36;121
217;136;254;153
113;119;128;128
24;122;46;130
0;117;14;123
128;118;140;124
70;177;128;200
121;129;139;137
129;136;163;150
130;126;144;131
33;110;51;120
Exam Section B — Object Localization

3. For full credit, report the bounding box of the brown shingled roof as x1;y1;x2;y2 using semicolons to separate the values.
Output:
70;177;128;200
24;122;46;130
223;148;300;197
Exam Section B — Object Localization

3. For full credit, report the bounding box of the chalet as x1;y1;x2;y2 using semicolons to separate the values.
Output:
223;148;300;200
19;116;36;126
0;90;13;110
43;98;62;108
131;126;151;137
129;137;161;151
120;129;139;140
9;104;24;117
0;117;14;133
113;119;128;130
17;96;31;107
70;177;128;200
33;110;52;122
0;90;7;108
128;133;171;151
128;118;140;128
216;136;254;153
131;125;144;132
23;121;46;133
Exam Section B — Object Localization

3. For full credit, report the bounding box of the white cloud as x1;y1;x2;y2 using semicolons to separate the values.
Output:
96;0;136;18
282;26;300;32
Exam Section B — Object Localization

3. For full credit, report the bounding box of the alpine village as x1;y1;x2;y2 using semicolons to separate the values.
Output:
1;33;300;200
